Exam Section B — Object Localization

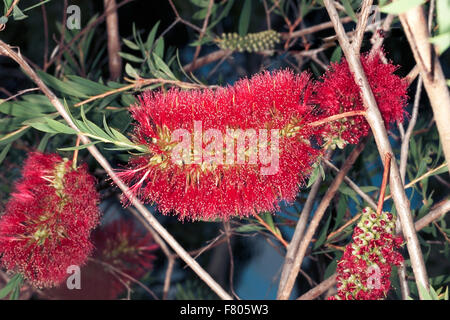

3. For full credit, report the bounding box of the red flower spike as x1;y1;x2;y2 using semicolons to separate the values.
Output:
0;152;101;288
316;51;408;148
44;219;159;299
329;207;404;300
120;70;326;221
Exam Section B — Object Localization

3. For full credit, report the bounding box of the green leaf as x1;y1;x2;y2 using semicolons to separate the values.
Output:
123;38;140;50
0;126;29;146
154;38;165;58
314;213;332;250
324;259;337;279
0;142;11;165
339;184;359;204
153;54;176;79
430;32;450;54
3;0;13;15
145;21;160;51
37;132;53;152
0;15;7;24
307;163;320;187
190;0;210;7
125;63;140;79
359;186;379;193
118;52;145;63
22;0;51;12
208;0;234;31
333;196;347;231
37;71;88;98
341;0;357;22
238;0;252;36
12;5;27;20
235;224;265;233
25;118;76;135
0;274;23;300
380;0;426;14
417;283;433;300
58;141;101;151
330;46;342;63
437;0;450;34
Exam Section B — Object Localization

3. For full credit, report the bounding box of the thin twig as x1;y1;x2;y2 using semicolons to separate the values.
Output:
297;273;337;300
376;153;391;215
400;77;422;185
254;214;288;248
323;159;377;209
224;221;240;300
277;139;367;299
352;0;373;53
191;0;214;71
278;173;323;294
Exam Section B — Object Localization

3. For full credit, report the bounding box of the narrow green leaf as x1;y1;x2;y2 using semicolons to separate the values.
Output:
380;0;426;14
118;52;145;63
46;118;77;134
153;54;176;79
330;46;342;63
125;63;140;79
341;0;357;22
437;0;450;33
0;274;22;299
12;5;27;20
314;213;332;250
235;224;265;233
0;126;29;146
145;21;160;51
0;142;11;165
430;32;450;54
58;141;101;151
123;38;140;50
154;38;165;58
238;0;252;36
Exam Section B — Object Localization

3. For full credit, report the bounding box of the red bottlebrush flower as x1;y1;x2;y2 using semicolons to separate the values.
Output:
0;152;101;288
315;51;408;148
329;207;404;300
44;219;159;300
119;70;326;220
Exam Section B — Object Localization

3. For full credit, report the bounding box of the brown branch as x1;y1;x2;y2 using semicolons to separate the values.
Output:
376;153;391;215
399;4;450;175
277;139;367;299
104;0;122;80
46;0;135;69
323;159;377;209
297;273;337;300
352;0;373;53
254;214;288;248
278;172;323;294
191;0;214;71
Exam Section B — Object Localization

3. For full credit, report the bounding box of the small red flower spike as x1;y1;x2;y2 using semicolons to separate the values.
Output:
315;52;408;148
0;152;101;288
119;70;327;221
330;207;404;300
